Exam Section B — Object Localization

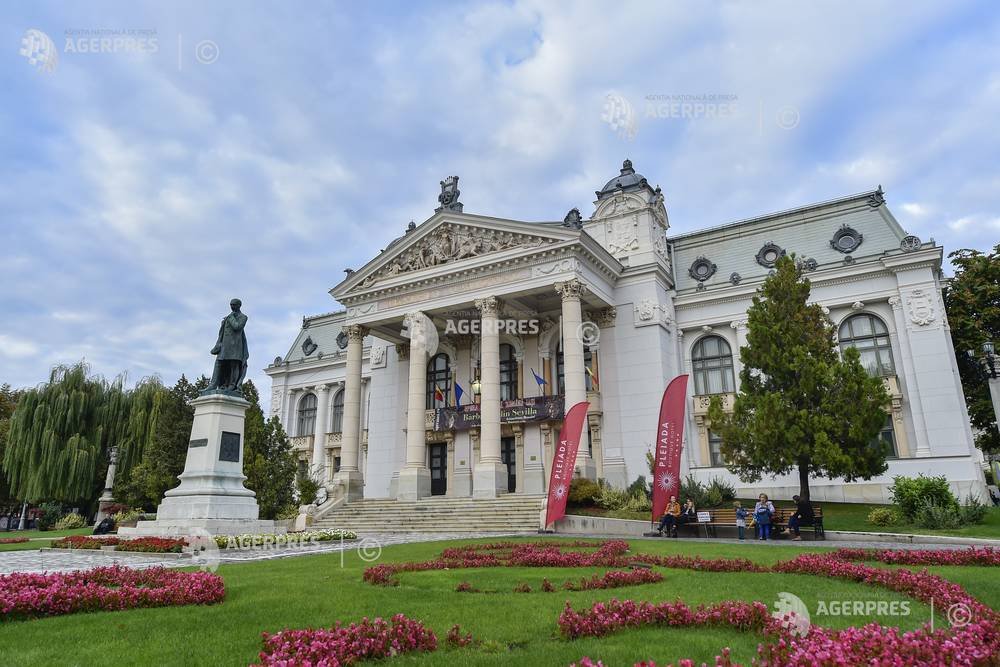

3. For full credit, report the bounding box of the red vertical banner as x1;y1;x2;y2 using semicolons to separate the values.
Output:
651;375;689;522
544;401;590;529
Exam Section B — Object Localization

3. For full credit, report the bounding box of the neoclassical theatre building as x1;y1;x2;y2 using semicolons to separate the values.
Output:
265;161;987;504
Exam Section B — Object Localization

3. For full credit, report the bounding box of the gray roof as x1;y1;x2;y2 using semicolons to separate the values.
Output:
278;310;373;365
596;159;657;200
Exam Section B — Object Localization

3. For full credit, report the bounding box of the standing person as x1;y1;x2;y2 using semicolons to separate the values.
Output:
734;501;748;540
657;495;681;537
788;494;814;541
754;493;775;541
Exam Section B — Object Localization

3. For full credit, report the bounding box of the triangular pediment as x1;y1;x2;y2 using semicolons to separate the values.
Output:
333;213;581;297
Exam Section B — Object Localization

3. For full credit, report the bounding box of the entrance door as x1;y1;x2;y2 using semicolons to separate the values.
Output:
429;443;447;496
500;437;516;493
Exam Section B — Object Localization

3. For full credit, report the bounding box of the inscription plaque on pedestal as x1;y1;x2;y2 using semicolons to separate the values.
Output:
219;431;241;462
189;438;208;448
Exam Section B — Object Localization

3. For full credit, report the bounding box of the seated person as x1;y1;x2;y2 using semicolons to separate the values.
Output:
675;499;697;535
657;495;681;536
788;494;814;541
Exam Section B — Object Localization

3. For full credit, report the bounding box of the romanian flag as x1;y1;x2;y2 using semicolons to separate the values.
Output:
585;365;599;390
434;385;445;404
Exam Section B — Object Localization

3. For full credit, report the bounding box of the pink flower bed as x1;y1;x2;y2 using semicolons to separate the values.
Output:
255;614;436;666
562;568;663;591
831;546;1000;567
0;538;29;544
559;598;772;639
0;565;224;621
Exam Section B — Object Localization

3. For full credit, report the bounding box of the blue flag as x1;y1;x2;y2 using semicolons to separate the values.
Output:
531;368;546;387
454;382;465;407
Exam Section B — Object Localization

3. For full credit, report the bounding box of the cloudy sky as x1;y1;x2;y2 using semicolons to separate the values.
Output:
2;1;998;393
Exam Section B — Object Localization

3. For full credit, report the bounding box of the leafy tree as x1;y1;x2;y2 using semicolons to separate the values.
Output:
944;244;1000;454
116;375;206;509
242;380;297;519
0;384;24;512
3;364;164;511
708;255;890;500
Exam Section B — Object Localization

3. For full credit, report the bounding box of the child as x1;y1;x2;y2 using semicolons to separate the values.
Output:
734;501;748;540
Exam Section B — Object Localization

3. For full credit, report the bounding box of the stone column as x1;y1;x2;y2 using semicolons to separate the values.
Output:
398;312;431;500
474;296;507;497
335;324;366;500
888;296;931;456
312;384;332;482
729;319;749;382
556;279;596;479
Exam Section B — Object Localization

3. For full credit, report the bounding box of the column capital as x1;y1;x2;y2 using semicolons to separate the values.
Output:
596;307;617;328
729;319;749;332
345;324;368;342
888;295;903;310
555;279;586;301
474;296;500;317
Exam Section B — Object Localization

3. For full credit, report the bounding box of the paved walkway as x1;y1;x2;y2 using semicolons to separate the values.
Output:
0;531;985;575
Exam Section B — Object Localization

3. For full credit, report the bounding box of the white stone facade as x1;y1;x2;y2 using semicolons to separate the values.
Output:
265;164;988;504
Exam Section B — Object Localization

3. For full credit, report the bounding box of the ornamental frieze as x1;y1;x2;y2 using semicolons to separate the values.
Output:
358;224;556;287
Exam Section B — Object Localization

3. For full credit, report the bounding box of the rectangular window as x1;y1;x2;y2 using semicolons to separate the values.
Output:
871;415;898;458
708;430;725;467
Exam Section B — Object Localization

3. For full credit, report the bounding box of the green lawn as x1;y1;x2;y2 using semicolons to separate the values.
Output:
571;502;1000;539
0;527;92;552
0;537;996;666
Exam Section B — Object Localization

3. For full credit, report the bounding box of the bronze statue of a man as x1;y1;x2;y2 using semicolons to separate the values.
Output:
207;298;249;393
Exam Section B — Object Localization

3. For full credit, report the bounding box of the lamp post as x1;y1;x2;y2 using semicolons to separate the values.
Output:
471;378;482;405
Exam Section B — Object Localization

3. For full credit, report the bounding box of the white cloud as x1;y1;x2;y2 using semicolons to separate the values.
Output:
0;335;39;359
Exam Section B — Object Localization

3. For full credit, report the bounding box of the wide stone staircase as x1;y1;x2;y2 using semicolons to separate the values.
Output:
312;494;546;533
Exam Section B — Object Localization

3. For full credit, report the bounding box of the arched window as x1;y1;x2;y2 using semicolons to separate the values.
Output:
692;336;735;395
839;314;894;377
426;353;451;409
555;342;595;395
331;389;345;433
297;393;317;436
499;344;519;400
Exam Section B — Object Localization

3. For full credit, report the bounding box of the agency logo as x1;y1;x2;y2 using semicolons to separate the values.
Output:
185;528;221;572
19;28;58;73
400;311;439;357
773;592;811;638
601;92;637;141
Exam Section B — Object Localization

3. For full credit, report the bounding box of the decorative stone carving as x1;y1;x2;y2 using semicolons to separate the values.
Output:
562;208;583;229
596;307;617;328
906;289;937;327
435;175;463;213
900;235;922;252
755;242;785;268
345;324;368;343
606;217;640;255
867;185;885;208
359;224;554;286
395;343;409;361
888;296;903;310
270;388;283;417
851;301;865;310
370;345;387;369
533;258;579;276
635;298;657;322
830;224;864;253
799;257;818;272
555;280;586;301
843;255;855;265
336;331;348;349
730;319;748;332
688;256;718;282
729;272;742;285
633;299;672;329
474;295;500;317
301;336;318;356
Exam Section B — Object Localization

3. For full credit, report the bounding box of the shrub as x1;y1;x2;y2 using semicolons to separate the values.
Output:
35;503;62;531
111;508;143;524
54;513;87;530
890;474;957;521
295;469;321;505
707;477;736;502
958;495;989;525
705;487;724;508
627;475;650;499
866;507;901;527
679;475;709;508
914;499;961;529
102;503;129;516
568;478;602;506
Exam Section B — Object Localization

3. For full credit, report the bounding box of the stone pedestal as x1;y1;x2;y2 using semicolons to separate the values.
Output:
333;470;364;501
473;461;508;498
120;392;280;537
397;466;431;501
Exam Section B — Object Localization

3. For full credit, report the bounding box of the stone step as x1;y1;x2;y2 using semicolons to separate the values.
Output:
314;495;545;533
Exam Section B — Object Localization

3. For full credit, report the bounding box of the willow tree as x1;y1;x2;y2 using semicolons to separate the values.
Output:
708;255;890;501
3;364;162;504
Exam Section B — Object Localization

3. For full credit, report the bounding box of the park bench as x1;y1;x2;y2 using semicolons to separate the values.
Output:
646;506;825;540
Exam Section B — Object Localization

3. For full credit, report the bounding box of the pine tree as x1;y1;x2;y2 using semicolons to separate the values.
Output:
944;244;1000;454
242;380;297;519
708;255;890;500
